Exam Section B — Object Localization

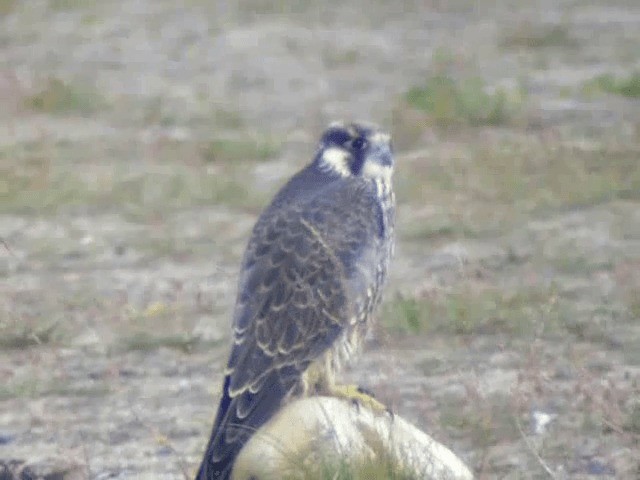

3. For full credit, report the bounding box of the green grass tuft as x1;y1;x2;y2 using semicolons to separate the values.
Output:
200;137;281;163
583;72;640;98
383;284;568;338
404;75;521;127
322;48;360;68
382;294;423;335
211;108;245;129
25;77;106;115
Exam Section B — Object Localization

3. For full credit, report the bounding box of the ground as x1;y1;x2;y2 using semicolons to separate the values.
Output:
0;0;639;479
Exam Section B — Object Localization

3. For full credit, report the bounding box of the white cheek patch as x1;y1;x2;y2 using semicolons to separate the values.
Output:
328;120;347;129
361;161;392;183
369;131;391;145
320;147;351;177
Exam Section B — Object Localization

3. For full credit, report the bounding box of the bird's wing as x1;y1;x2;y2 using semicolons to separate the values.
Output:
197;183;381;479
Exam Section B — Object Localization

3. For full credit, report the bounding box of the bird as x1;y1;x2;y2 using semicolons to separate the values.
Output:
196;121;396;480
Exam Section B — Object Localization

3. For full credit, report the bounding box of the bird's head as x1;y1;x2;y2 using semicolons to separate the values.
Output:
314;121;394;184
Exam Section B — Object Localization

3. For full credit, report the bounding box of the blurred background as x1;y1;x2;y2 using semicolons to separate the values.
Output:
1;0;639;478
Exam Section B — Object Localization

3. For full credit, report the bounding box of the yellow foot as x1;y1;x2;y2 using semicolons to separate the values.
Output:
329;384;388;413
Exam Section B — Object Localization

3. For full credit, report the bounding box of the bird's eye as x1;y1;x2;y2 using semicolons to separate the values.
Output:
323;129;352;147
352;137;367;151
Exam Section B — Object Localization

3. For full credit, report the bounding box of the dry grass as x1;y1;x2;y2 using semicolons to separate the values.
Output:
383;283;566;338
499;23;577;50
24;77;106;116
0;137;273;216
0;0;16;15
393;137;640;243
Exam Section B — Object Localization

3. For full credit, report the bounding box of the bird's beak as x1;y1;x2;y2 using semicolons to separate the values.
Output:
362;133;394;181
369;132;393;168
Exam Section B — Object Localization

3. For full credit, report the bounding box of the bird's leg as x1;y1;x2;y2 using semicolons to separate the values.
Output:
305;364;388;413
328;384;388;413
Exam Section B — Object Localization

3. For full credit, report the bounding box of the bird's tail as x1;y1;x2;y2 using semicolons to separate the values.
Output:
195;457;233;480
195;370;295;479
195;377;236;480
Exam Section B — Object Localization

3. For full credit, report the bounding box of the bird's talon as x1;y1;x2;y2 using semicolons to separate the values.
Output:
356;385;376;398
330;384;387;414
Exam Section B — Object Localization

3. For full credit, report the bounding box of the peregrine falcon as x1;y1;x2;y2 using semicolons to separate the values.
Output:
196;121;396;480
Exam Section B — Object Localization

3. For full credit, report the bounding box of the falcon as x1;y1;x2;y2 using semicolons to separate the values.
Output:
196;121;396;479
